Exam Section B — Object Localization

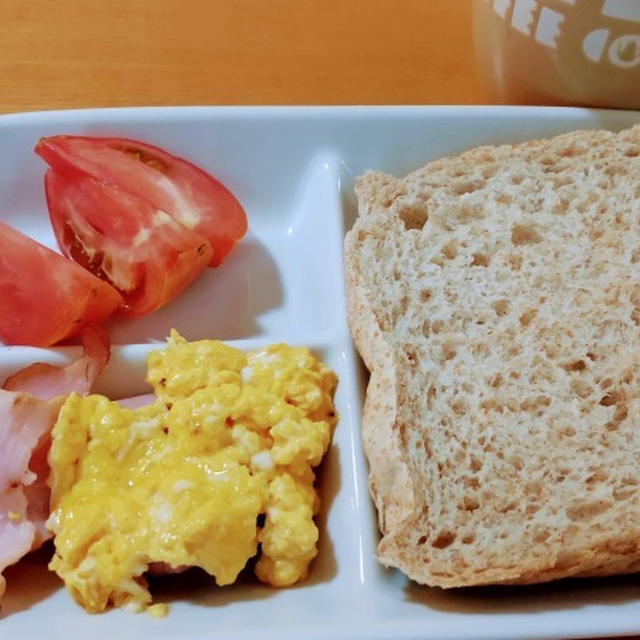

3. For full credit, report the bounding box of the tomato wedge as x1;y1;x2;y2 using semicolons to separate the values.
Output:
35;135;247;267
44;169;213;317
0;221;123;347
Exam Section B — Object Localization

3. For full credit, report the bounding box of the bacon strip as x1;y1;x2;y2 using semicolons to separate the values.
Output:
0;327;109;600
3;326;110;400
0;394;61;599
117;393;155;409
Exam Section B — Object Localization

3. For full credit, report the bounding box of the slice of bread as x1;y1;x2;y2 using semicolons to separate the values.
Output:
344;124;640;587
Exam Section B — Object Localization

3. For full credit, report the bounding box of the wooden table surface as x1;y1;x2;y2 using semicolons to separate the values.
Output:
0;0;488;113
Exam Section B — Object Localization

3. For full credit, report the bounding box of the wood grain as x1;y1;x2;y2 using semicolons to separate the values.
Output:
0;0;488;113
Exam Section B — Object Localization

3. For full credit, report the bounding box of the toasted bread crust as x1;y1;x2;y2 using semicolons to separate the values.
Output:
345;124;640;587
345;228;415;536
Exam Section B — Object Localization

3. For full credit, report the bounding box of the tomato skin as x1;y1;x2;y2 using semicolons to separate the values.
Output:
0;221;123;347
35;135;247;267
44;169;213;317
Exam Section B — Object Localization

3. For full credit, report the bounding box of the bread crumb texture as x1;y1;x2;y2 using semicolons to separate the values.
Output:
344;124;640;587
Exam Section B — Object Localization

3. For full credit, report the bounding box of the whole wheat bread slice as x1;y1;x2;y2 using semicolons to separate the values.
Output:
345;124;640;587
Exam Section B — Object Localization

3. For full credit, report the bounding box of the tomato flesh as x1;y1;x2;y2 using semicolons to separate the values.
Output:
44;170;213;317
35;135;247;267
0;221;123;347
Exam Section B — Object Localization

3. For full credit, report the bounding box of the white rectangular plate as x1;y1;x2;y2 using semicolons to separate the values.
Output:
1;106;640;640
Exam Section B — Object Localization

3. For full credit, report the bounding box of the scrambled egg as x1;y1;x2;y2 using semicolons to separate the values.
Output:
46;331;338;614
